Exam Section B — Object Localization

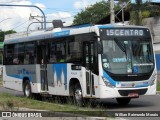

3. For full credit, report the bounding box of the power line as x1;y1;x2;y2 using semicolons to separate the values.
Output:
11;20;29;30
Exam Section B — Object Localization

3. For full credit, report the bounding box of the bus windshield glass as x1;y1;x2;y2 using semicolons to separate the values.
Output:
100;28;154;75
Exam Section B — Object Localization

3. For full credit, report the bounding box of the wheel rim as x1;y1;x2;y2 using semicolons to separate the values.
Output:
75;88;82;105
25;84;30;97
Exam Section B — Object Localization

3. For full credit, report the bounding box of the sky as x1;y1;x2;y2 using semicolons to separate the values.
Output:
0;0;159;32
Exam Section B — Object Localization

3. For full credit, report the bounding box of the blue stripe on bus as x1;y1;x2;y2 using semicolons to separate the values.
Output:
103;70;116;86
53;30;70;38
98;25;114;29
155;54;160;71
7;74;32;81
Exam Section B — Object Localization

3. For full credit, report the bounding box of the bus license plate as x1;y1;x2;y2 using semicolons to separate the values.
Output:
128;93;139;98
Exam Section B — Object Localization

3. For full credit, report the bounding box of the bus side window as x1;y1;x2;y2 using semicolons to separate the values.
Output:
24;54;29;64
55;42;66;63
66;41;74;62
50;43;57;63
24;42;35;64
4;45;14;65
71;41;82;63
13;58;19;64
50;55;57;63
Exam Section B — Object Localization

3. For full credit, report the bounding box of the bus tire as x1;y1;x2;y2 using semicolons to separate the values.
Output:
23;80;32;98
73;83;84;106
116;98;131;105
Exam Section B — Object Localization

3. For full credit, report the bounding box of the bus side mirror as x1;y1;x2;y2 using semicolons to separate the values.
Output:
97;41;103;54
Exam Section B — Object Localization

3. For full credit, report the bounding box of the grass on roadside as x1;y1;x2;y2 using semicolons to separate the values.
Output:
157;79;160;91
0;93;109;117
0;93;79;111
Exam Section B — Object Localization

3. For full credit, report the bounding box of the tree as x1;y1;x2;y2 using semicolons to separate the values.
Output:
118;0;130;5
129;0;160;25
5;30;16;35
73;1;120;25
73;0;160;25
0;30;16;42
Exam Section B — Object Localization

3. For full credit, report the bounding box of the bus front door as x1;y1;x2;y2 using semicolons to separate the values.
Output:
83;42;96;97
37;45;48;92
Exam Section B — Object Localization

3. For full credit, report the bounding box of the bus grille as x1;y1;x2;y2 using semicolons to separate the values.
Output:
111;75;150;81
118;88;148;96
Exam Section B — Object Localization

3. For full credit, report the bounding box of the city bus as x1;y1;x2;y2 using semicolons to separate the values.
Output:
3;24;157;106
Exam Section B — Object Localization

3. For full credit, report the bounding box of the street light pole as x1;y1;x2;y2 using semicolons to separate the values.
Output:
122;4;124;24
0;4;46;31
29;14;43;29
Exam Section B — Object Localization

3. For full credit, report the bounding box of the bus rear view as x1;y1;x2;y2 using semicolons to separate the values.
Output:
99;27;157;105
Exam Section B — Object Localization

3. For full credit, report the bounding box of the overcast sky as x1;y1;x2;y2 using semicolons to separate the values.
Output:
0;0;159;32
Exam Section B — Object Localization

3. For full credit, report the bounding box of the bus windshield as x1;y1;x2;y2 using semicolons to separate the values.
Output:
101;38;154;74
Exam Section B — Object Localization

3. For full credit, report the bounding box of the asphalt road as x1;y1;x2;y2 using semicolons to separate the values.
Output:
98;94;160;111
0;86;160;112
0;86;160;120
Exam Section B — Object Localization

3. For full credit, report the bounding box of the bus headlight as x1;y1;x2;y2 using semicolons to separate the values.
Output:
149;74;156;86
102;77;114;88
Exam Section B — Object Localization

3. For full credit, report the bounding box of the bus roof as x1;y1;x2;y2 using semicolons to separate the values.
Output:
4;24;149;44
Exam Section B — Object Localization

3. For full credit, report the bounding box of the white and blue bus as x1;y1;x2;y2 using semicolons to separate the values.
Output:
3;24;157;106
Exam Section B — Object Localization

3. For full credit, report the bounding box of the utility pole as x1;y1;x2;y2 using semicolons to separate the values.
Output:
122;3;124;24
110;0;115;24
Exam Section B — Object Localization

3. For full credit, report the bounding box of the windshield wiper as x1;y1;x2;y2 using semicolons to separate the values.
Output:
114;38;126;52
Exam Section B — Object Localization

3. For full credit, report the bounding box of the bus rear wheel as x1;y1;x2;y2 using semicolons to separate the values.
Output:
23;80;32;98
73;83;84;106
116;98;131;105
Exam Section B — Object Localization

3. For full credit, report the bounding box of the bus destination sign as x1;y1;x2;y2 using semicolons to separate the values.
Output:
106;29;144;36
100;28;150;38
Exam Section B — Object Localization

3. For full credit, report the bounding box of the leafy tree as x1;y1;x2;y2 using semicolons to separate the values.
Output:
73;0;160;25
0;30;16;42
73;0;133;25
73;1;121;25
118;0;130;6
5;30;16;35
130;0;160;25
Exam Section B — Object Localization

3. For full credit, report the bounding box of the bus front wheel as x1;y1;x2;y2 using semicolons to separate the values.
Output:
23;80;32;98
73;83;84;106
116;98;131;105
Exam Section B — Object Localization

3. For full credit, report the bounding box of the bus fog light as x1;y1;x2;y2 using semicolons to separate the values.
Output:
102;77;114;88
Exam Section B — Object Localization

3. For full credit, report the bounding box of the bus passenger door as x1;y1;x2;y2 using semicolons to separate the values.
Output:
83;41;97;97
37;44;48;91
